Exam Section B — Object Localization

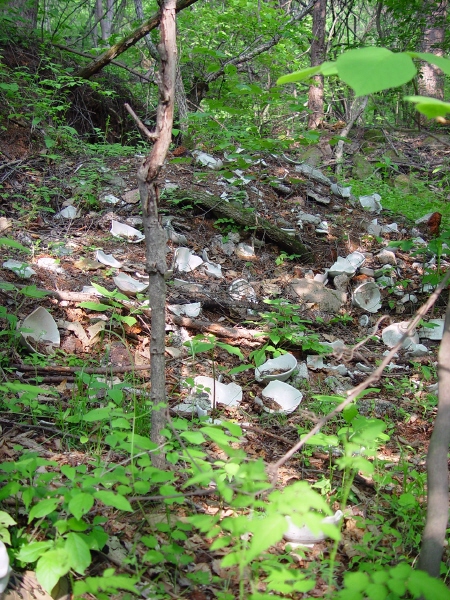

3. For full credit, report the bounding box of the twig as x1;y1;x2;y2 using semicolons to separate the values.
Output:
124;103;158;142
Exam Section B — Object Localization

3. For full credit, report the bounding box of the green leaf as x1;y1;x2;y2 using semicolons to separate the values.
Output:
79;302;111;311
247;514;287;562
404;95;450;118
83;408;111;422
216;342;244;359
64;532;91;574
69;492;94;520
408;52;450;76
277;65;322;85
365;582;388;600
0;237;30;253
28;498;61;523
94;491;133;512
344;571;370;592
36;549;71;593
117;315;136;326
0;511;16;527
16;541;54;563
336;47;416;96
180;430;206;444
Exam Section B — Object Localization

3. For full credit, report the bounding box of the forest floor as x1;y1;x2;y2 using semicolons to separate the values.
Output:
1;126;450;598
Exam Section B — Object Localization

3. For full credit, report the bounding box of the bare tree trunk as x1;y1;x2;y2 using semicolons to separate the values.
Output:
419;0;447;102
96;0;114;41
308;0;326;129
126;0;177;470
418;292;450;577
334;95;368;175
2;0;38;27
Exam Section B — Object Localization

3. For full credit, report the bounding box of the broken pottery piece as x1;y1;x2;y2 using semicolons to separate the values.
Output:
55;205;79;219
193;376;242;408
235;243;256;260
0;540;11;593
307;355;325;370
95;250;123;268
113;273;148;295
290;279;346;313
101;194;120;205
110;220;145;243
406;343;429;357
315;221;329;233
330;183;352;198
294;163;332;185
255;353;297;383
21;307;60;354
261;380;303;414
168;303;201;318
3;259;36;279
36;257;65;274
419;319;445;341
367;219;382;236
359;193;382;213
352;282;382;313
284;510;343;547
382;322;419;349
192;150;223;170
175;247;203;272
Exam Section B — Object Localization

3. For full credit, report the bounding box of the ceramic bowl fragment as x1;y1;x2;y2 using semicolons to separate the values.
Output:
192;150;223;170
261;380;303;414
96;250;123;268
359;193;382;213
419;318;445;341
21;307;60;354
235;243;256;260
175;247;203;272
193;376;242;408
284;510;343;546
168;302;201;318
3;260;36;279
113;273;149;295
330;183;352;198
255;353;297;383
55;205;79;219
111;220;145;243
382;322;419;349
352;282;382;313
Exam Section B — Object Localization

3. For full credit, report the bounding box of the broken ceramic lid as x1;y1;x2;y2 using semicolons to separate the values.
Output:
382;321;419;349
284;510;343;547
359;193;382;213
261;380;303;414
110;220;145;243
113;273;148;295
95;250;123;268
21;306;60;354
175;247;203;272
255;353;297;383
352;282;382;313
193;376;242;408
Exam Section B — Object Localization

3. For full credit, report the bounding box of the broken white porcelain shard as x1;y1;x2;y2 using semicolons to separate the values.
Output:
55;205;79;219
168;302;201;318
359;193;382;213
3;259;36;279
330;183;352;198
175;247;203;273
113;273;149;295
236;243;256;260
193;376;242;408
352;282;382;313
110;220;145;243
95;250;123;268
0;540;11;593
255;353;297;383
261;380;303;414
284;510;343;547
21;306;60;354
419;318;445;341
382;322;419;349
192;150;224;170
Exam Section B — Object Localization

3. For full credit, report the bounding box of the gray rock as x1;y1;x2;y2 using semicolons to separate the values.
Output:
289;278;346;313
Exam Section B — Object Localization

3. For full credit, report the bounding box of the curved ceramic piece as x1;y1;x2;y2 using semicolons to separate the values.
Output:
21;307;60;354
255;353;297;383
113;273;148;295
261;380;303;414
352;282;382;313
284;510;343;546
95;250;123;268
382;321;419;349
194;376;242;408
110;220;145;243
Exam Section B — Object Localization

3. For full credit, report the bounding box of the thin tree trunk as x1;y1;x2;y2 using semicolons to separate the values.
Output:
334;95;368;175
308;0;326;129
126;0;177;469
418;292;450;576
419;0;447;101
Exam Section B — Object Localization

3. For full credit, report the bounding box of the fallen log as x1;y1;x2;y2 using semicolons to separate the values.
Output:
169;188;313;261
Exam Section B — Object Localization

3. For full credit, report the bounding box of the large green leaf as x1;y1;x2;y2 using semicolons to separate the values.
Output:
94;490;133;512
68;492;95;520
276;65;322;85
409;51;450;75
336;47;416;96
64;532;91;574
404;95;450;118
36;549;71;593
28;498;61;523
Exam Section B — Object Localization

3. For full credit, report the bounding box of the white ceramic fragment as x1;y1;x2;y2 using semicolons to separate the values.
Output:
359;314;370;327
306;355;325;370
101;194;121;205
95;250;123;268
400;294;418;304
168;303;201;318
347;252;366;270
359;193;382;213
381;222;398;234
367;219;382;236
82;286;103;296
229;279;257;302
193;376;242;408
21;307;60;353
55;205;79;219
166;226;188;245
315;221;329;233
352;282;382;313
110;220;145;243
294;163;332;185
3;259;36;279
382;322;419;349
0;541;11;593
406;344;429;357
255;353;297;383
113;273;148;295
173;279;204;293
330;183;352;198
203;261;223;278
261;380;303;414
236;243;256;260
284;510;343;546
419;319;445;341
36;257;65;274
192;150;223;170
329;257;357;277
175;247;203;272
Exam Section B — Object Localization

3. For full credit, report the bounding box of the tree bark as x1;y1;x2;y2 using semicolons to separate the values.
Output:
418;291;450;577
126;0;177;469
76;0;198;80
169;188;313;261
308;0;327;129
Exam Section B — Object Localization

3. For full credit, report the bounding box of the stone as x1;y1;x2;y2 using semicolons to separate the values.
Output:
289;279;346;313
